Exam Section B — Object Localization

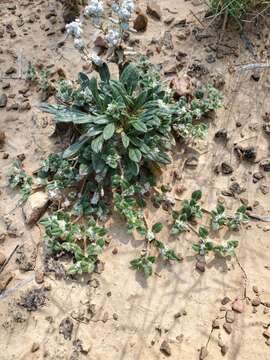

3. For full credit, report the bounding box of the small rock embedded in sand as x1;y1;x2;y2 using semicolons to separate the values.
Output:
221;162;233;175
22;191;49;225
260;159;270;172
5;66;16;75
251;297;261;307
174;312;181;319
223;323;232;334
212;319;220;329
196;260;205;272
221;344;229;355
260;185;269;195
232;299;244;313
89;278;99;288
146;0;162;20
102;312;109;323
263;331;270;339
35;270;44;284
133;13;148;32
59;317;74;340
199;346;208;359
0;131;6;147
0;93;7;107
160;340;171;356
31;342;40;352
225;310;235;323
164;16;175;25
221;296;231;305
252;285;259;294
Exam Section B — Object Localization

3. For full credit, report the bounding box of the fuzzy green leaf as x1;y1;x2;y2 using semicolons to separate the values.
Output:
199;226;208;239
152;222;163;234
191;190;202;201
63;139;88;159
132;120;147;133
91;134;104;153
121;132;130;148
120;63;140;95
103;123;115;140
129;148;142;163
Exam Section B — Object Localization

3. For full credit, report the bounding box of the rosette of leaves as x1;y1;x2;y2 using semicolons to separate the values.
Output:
40;212;107;274
40;62;173;187
38;153;79;191
171;85;223;139
192;226;214;255
40;60;222;194
192;226;239;257
211;203;227;231
228;205;249;231
112;175;147;236
7;160;33;202
130;222;180;277
211;203;249;231
171;190;203;235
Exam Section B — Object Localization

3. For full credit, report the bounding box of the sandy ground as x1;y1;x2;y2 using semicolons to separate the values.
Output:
1;0;270;359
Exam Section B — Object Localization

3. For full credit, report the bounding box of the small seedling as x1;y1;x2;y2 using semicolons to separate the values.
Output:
192;226;214;256
25;62;37;81
171;190;202;234
211;203;227;231
192;226;239;257
7;160;33;203
130;255;156;278
40;213;107;274
228;205;249;231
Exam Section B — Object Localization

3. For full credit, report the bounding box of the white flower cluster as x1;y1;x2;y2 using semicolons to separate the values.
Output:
91;53;103;66
146;230;155;242
65;19;83;38
106;29;120;47
85;0;104;17
112;0;134;30
65;19;84;50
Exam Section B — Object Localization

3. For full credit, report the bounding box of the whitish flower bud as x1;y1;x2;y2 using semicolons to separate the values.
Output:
118;6;132;21
91;53;103;66
146;230;155;242
74;37;84;50
85;0;104;17
111;2;120;13
106;29;120;47
65;19;83;38
122;0;134;13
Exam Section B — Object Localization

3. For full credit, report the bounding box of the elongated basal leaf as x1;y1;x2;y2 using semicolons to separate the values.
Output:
103;123;115;140
120;63;140;95
129;148;142;162
63;138;88;159
91;134;104;153
40;103;95;124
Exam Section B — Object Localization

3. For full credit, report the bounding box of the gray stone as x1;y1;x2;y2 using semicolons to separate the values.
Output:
0;93;7;107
